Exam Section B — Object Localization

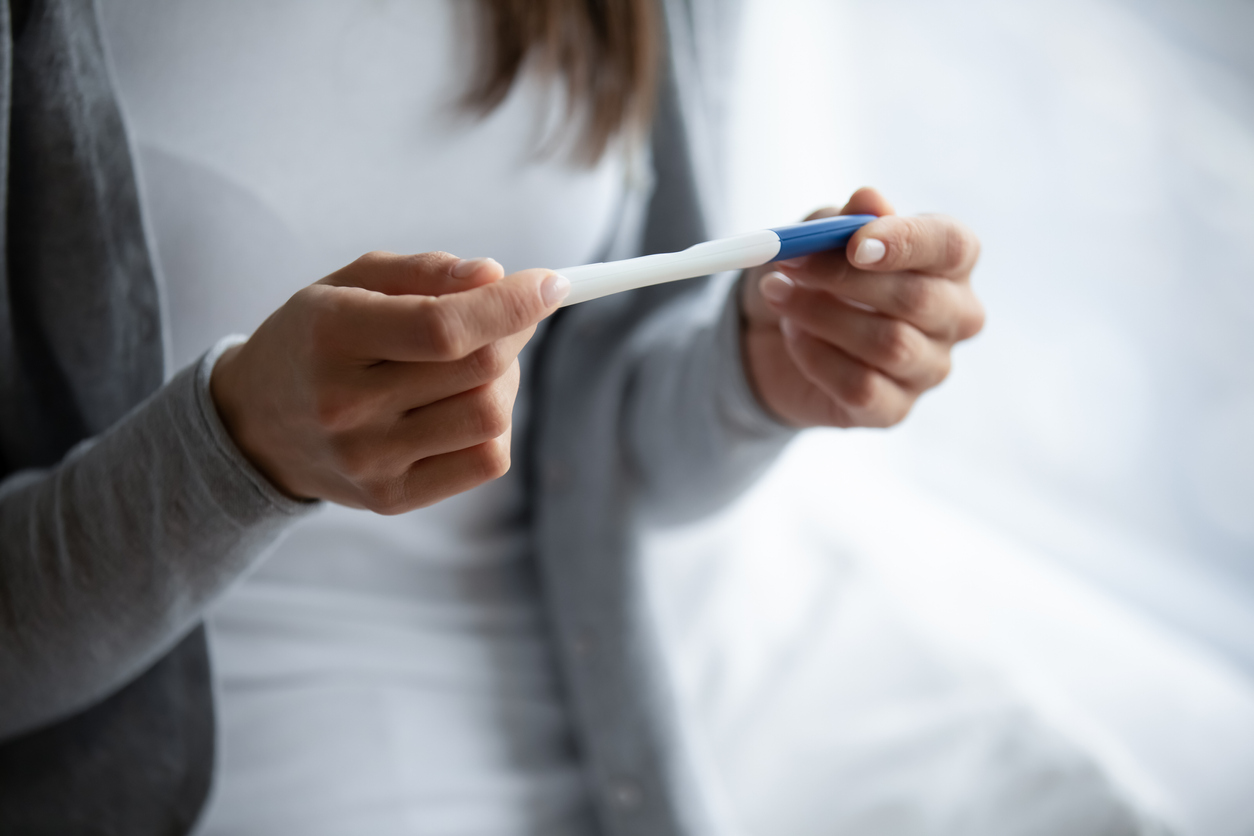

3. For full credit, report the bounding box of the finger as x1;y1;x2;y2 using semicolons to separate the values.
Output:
769;266;983;342
363;434;513;515
326;362;519;488
827;272;985;342
322;268;568;362
310;331;532;431
320;251;505;296
801;189;896;224
776;284;950;389
779;318;916;428
370;329;531;412
398;434;513;511
840;186;896;218
846;214;980;279
387;361;521;460
747;197;866;322
769;189;896;272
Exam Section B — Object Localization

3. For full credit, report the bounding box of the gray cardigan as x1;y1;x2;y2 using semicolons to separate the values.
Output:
0;1;794;833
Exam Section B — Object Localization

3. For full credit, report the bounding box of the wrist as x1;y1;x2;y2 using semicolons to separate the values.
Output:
208;342;246;444
209;341;305;500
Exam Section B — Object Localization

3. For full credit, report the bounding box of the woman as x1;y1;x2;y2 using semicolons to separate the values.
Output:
0;0;983;833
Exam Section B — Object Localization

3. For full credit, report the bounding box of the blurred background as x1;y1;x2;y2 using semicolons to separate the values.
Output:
644;2;1254;834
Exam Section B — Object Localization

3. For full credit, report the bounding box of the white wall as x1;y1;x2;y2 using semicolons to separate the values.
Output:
723;0;1254;665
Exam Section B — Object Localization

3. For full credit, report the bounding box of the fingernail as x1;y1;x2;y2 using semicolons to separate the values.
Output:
759;271;794;305
542;273;571;306
777;256;808;269
779;317;799;341
853;238;887;265
452;257;497;279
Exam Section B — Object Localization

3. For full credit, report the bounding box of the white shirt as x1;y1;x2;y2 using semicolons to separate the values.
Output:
99;1;625;833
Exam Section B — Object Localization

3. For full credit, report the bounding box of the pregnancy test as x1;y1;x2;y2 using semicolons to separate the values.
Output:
556;214;877;307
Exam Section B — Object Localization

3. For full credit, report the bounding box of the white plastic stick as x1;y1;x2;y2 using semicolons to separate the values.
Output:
556;230;782;307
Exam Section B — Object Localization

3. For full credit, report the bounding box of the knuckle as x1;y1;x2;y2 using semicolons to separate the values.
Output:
305;291;348;345
840;367;879;410
470;387;512;439
894;279;939;319
356;250;391;266
467;342;511;382
945;226;978;272
404;251;456;281
290;284;322;307
886;399;916;428
961;298;987;340
470;437;511;482
823;402;857;430
360;480;408;516
420;303;469;360
328;436;375;482
873;321;915;368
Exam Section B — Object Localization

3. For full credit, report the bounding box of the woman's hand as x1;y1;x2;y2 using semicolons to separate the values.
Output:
741;187;985;428
210;252;569;513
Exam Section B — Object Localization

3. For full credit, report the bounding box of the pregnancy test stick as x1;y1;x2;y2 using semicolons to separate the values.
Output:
557;214;877;307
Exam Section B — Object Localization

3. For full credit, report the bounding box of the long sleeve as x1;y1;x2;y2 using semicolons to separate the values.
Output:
0;340;314;740
0;2;312;826
623;274;795;524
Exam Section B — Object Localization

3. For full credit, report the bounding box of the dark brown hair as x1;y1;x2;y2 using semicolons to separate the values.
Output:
465;0;662;164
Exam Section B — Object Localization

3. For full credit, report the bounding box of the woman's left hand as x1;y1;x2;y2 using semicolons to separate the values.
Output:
741;187;985;428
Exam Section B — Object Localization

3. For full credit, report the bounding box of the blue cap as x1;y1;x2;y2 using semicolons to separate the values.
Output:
769;214;877;261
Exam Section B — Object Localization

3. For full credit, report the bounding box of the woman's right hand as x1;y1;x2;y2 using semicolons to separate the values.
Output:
209;251;569;513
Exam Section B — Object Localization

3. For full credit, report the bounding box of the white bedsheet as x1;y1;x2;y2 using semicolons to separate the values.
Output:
645;433;1254;836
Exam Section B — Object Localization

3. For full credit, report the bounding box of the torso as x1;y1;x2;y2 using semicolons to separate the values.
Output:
99;2;624;832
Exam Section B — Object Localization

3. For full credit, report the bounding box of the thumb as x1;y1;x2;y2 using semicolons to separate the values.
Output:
793;188;895;224
319;251;505;297
337;267;569;363
839;186;895;218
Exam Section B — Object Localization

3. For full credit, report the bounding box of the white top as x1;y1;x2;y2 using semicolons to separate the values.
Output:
99;1;626;833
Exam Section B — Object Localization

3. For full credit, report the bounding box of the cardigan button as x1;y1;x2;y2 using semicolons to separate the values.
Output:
609;779;642;811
